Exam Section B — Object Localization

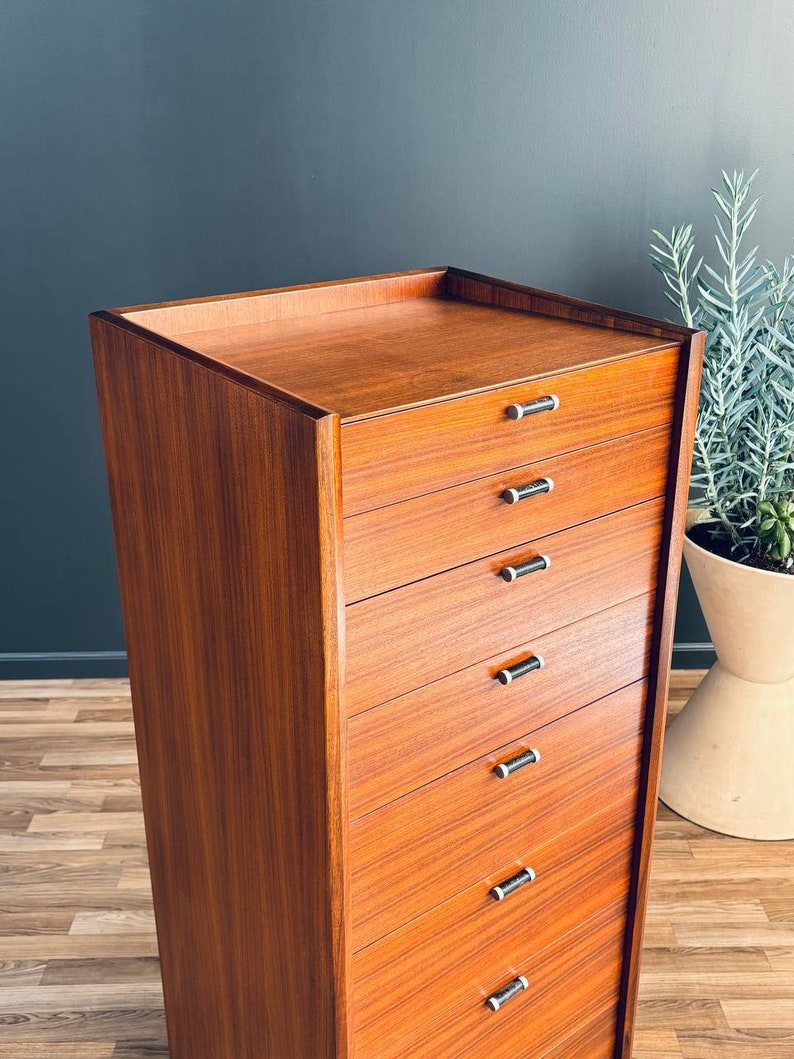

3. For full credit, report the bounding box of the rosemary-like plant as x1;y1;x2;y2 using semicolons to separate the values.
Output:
650;170;794;571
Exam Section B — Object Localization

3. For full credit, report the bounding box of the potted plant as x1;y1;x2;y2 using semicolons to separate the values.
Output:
650;170;794;839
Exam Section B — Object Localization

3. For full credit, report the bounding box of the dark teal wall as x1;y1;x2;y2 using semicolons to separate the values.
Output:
3;1;793;675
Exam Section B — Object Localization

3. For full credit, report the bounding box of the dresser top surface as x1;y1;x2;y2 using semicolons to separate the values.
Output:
116;269;680;420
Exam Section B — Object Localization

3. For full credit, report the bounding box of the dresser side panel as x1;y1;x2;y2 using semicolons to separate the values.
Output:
91;316;348;1059
616;331;705;1056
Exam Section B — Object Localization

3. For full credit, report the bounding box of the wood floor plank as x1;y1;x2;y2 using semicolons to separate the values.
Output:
632;1027;683;1058
40;958;162;987
111;1043;168;1058
69;912;156;937
115;869;152;892
27;813;143;834
0;913;75;937
638;970;794;999
0;983;163;1013
75;710;134;723
674;924;794;948
639;947;773;973
677;1029;794;1057
0;671;791;1057
644;900;769;923
1;725;135;740
721;999;794;1028
0;891;153;914
0;1045;116;1058
0;708;80;722
0;937;159;960
39;753;139;768
0;1009;165;1043
0;959;46;986
765;948;794;971
0;794;106;814
634;999;730;1030
0;833;106;852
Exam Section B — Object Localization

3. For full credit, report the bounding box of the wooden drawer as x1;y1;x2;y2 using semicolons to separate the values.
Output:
357;897;628;1058
341;345;678;516
352;792;636;1055
344;426;670;602
542;1003;620;1059
350;679;645;950
346;498;663;715
348;592;653;819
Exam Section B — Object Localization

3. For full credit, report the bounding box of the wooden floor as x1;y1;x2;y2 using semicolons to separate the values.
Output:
0;673;791;1057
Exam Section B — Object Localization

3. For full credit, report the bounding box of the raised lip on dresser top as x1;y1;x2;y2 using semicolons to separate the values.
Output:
92;266;694;422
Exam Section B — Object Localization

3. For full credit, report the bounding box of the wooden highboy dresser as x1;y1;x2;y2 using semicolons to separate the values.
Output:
91;268;703;1059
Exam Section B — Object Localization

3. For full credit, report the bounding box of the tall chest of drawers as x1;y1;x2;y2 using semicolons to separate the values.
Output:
91;267;703;1059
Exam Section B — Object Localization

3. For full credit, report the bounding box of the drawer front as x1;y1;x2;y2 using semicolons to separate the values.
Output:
341;345;679;516
352;792;636;1055
344;426;670;602
346;499;663;715
348;592;653;819
350;679;645;950
358;897;627;1059
542;1003;620;1059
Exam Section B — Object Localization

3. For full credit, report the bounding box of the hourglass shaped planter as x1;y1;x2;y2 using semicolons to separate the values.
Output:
660;512;794;839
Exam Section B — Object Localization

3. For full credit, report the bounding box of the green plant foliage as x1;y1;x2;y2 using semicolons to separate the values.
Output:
758;498;794;561
650;170;794;571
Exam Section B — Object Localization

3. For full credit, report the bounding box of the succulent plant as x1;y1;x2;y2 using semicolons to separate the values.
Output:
758;498;794;562
650;170;794;572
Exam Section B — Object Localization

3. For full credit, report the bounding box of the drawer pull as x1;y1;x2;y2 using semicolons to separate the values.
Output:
500;554;551;582
486;974;530;1011
495;654;545;685
490;867;536;902
506;395;560;420
493;748;541;778
502;477;554;505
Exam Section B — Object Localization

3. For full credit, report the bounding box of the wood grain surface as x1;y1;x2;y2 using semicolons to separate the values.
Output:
345;499;663;715
348;592;654;819
370;898;629;1059
1;674;792;1058
340;345;679;513
156;297;674;424
87;268;706;1056
91;318;350;1059
352;790;637;1054
445;266;695;342
343;426;671;601
617;330;705;1058
350;680;646;951
120;268;447;334
542;1002;621;1058
115;266;691;425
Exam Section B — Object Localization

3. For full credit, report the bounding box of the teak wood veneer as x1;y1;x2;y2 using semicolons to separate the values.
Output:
90;266;704;1058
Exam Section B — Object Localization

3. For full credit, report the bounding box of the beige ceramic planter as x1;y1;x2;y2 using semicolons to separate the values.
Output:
659;511;794;839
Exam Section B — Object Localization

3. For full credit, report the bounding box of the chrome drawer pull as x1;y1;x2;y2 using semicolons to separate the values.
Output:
490;867;536;902
493;748;541;778
506;395;559;420
500;555;551;582
495;654;544;686
502;477;554;505
486;974;529;1011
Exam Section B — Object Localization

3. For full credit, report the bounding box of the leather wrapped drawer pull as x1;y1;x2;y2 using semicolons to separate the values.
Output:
495;654;544;685
506;394;560;419
493;748;541;778
489;866;536;902
500;554;551;582
502;476;554;504
486;974;529;1011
